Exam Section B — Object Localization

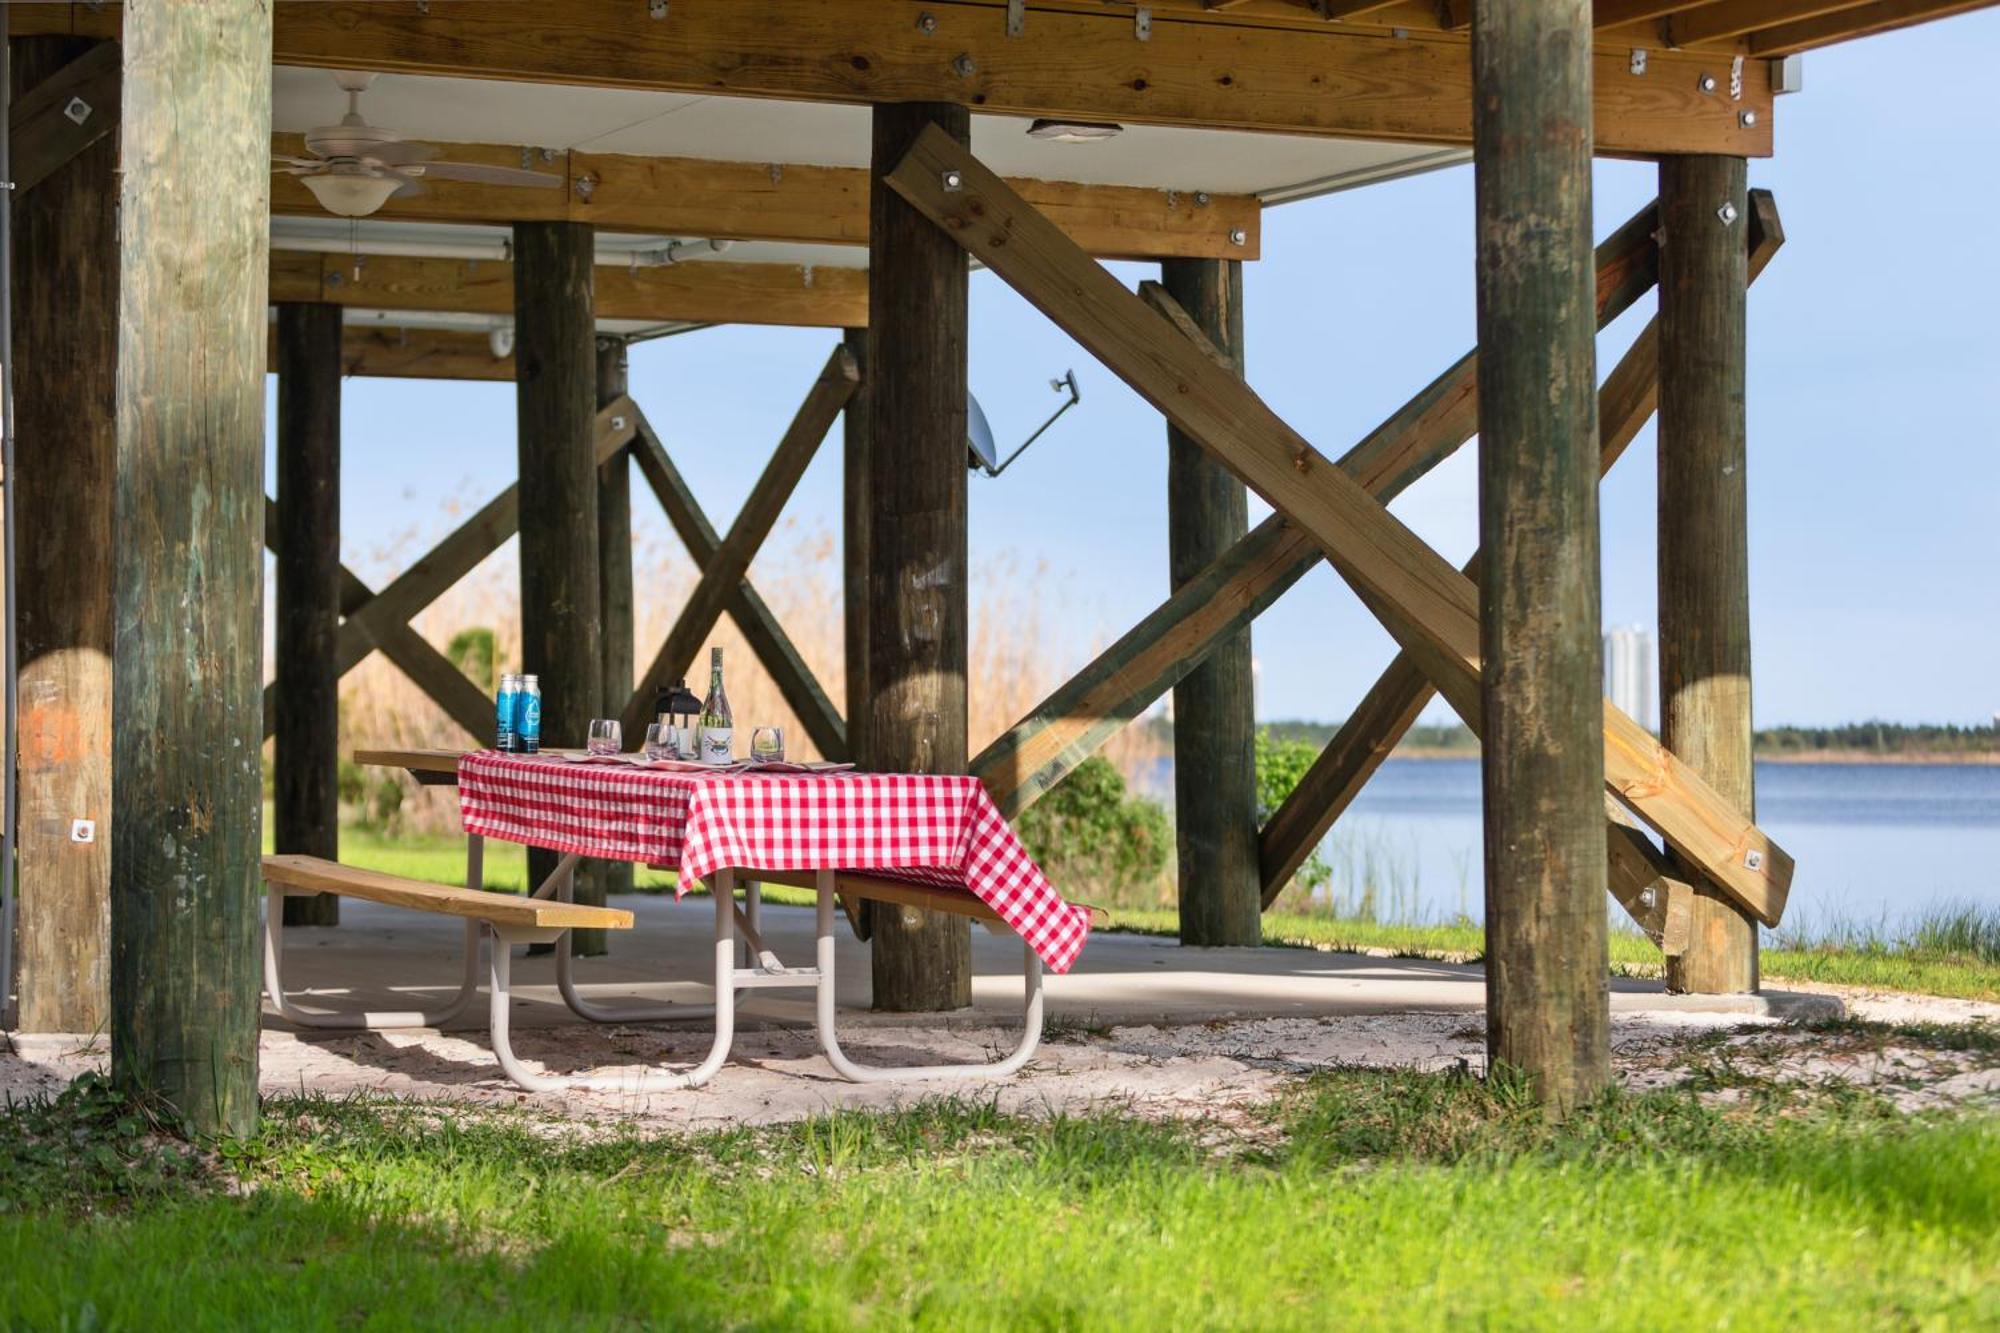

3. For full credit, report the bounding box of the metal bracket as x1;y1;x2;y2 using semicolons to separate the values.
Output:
648;0;668;17
1729;55;1745;100
1628;48;1647;77
62;97;92;126
1006;0;1024;37
574;173;598;202
1135;7;1152;40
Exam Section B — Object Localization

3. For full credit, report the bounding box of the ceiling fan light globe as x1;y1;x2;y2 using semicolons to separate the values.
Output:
301;172;401;218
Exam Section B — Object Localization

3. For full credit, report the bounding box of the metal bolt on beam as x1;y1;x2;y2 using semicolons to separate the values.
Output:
1716;201;1739;226
951;53;977;78
63;97;92;125
1228;228;1248;246
942;169;964;192
1698;73;1718;93
1629;49;1648;76
917;11;938;34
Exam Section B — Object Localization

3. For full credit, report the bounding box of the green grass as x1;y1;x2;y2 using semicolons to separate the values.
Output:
3;1033;1997;1330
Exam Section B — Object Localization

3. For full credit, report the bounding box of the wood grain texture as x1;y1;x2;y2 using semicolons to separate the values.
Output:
328;327;513;380
263;855;633;932
514;221;605;955
274;303;345;928
1669;0;1878;44
627;413;849;761
272;249;867;330
1748;0;1997;51
1471;0;1610;1113
883;128;1794;928
865;104;972;1012
11;35;116;1036
245;0;1771;156
1162;259;1260;948
620;346;857;736
842;327;873;786
108;1;272;1137
1658;155;1757;995
594;338;636;906
8;37;119;197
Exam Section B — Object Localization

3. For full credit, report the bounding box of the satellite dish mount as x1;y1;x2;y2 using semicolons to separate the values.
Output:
967;370;1081;478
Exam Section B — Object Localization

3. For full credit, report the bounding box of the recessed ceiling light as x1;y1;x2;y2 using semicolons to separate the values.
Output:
1027;118;1123;143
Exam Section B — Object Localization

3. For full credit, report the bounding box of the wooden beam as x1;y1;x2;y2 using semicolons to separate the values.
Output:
1472;0;1611;1112
18;0;1764;158
12;35;116;1036
626;412;848;762
514;220;606;954
1162;257;1260;947
1669;0;1877;44
866;102;973;1012
620;345;858;737
594;336;637;907
272;249;867;330
1748;0;1998;51
108;0;271;1140
1591;0;1722;27
975;196;1665;824
271;134;1262;263
1659;155;1757;994
274;302;346;928
1259;190;1785;912
336;327;514;380
8;37;119;197
885;126;1794;927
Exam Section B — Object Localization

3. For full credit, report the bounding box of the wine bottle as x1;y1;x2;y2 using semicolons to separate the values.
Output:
697;646;734;765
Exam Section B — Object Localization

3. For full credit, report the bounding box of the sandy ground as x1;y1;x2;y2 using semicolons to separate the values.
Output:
6;983;1994;1134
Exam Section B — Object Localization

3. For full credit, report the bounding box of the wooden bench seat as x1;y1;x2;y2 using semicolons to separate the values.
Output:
262;853;635;933
753;868;1108;931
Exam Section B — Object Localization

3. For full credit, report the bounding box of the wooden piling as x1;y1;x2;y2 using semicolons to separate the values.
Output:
513;221;604;954
593;336;635;911
1161;259;1261;947
865;103;972;1011
11;35;116;1033
108;2;273;1136
274;303;345;927
1659;155;1758;994
842;325;872;773
1470;0;1610;1112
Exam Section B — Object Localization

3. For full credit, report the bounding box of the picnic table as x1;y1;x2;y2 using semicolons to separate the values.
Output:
260;746;1093;1093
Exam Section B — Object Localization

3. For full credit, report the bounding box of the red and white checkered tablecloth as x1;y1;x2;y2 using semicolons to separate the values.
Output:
456;751;1091;973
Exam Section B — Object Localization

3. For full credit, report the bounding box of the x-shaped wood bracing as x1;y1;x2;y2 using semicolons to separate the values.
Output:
264;382;851;762
903;127;1792;931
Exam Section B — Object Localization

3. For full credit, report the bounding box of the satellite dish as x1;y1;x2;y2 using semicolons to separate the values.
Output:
966;390;1000;474
966;371;1081;478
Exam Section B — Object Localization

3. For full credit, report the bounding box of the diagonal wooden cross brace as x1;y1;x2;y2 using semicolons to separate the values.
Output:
888;126;1791;927
624;408;851;761
1260;190;1787;911
10;40;121;197
618;345;859;737
971;198;1673;823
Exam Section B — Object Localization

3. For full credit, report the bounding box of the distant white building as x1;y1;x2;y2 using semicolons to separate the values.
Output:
1603;626;1655;732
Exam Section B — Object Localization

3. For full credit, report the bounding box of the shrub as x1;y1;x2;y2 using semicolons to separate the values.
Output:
1016;756;1172;907
1254;728;1333;896
446;626;499;694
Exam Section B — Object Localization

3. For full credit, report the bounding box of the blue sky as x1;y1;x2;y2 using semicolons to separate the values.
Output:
303;13;2000;730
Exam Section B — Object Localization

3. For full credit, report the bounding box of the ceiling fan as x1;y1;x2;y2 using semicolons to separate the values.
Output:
273;70;564;218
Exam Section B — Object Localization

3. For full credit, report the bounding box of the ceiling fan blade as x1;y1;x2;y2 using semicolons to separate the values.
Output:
391;177;428;199
272;156;321;170
417;161;565;189
367;140;442;167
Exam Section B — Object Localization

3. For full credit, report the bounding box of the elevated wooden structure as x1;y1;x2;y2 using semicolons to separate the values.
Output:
7;0;1991;1128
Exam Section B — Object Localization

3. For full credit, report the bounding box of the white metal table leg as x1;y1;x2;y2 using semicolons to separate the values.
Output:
549;855;719;1024
262;888;484;1030
811;869;1044;1083
486;869;740;1093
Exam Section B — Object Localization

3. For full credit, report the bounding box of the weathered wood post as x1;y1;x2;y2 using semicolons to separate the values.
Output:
1161;259;1261;947
1658;155;1757;994
12;35;116;1033
109;1;272;1136
1470;0;1610;1111
866;104;971;1010
274;302;344;927
513;221;604;954
593;335;634;909
842;325;871;771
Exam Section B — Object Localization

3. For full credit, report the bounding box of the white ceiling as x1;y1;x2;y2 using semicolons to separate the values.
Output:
271;67;1465;201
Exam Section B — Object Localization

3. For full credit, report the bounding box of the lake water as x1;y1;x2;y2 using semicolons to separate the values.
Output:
1141;758;2000;932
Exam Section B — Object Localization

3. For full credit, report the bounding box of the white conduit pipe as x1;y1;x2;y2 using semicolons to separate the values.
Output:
273;235;736;267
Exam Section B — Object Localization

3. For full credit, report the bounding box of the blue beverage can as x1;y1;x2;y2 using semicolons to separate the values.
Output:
495;673;520;752
514;674;542;755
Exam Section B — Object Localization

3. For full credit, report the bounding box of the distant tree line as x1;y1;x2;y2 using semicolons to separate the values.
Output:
1216;718;1997;757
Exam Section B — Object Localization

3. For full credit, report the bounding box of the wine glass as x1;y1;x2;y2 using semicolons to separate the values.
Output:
587;718;622;756
750;726;785;765
643;721;679;761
